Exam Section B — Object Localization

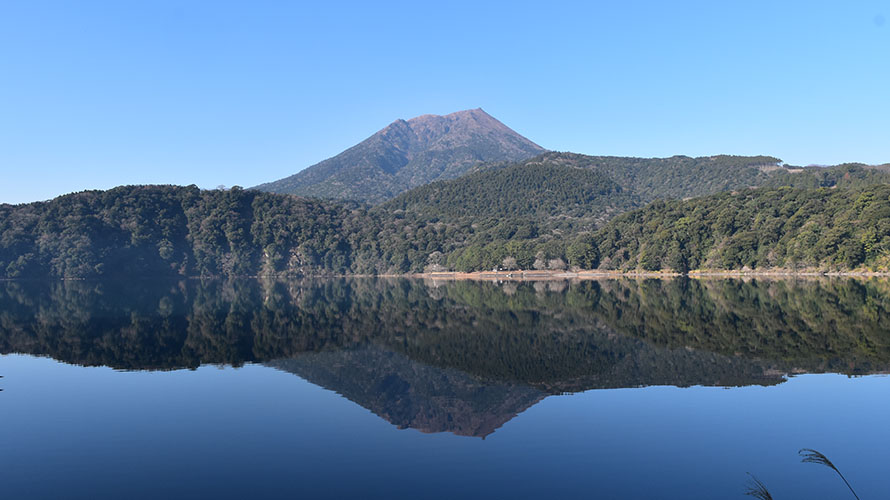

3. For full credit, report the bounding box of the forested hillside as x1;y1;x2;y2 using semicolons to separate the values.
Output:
4;155;890;278
0;185;374;278
471;152;783;201
762;163;890;190
472;152;890;202
0;183;604;277
594;185;890;271
380;161;638;230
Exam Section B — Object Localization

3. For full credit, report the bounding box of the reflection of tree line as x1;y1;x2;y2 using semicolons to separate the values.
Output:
1;278;890;385
590;278;890;374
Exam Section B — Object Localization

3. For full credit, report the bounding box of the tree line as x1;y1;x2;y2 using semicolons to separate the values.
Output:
3;154;890;278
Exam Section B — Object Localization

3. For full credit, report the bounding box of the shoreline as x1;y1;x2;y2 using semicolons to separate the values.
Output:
5;269;890;283
409;269;890;281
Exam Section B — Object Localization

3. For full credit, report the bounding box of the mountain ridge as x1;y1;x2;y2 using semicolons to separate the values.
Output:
465;151;787;202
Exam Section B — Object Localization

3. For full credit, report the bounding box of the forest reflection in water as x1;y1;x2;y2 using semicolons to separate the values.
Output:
2;277;890;437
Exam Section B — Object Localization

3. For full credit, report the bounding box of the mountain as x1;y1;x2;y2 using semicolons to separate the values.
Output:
253;108;546;203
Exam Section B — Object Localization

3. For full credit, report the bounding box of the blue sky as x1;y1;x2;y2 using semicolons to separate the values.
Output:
1;1;888;204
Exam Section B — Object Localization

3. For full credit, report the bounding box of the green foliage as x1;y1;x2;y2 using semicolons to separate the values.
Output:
566;234;600;269
381;161;635;227
0;186;366;278
472;152;785;202
4;152;890;277
596;185;890;271
473;152;890;204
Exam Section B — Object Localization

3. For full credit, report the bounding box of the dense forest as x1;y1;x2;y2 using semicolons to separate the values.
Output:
3;153;890;278
471;152;890;201
0;185;372;278
0;183;589;277
595;185;890;272
470;152;785;202
380;161;637;228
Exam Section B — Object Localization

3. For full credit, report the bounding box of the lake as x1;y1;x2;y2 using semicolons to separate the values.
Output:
2;277;889;499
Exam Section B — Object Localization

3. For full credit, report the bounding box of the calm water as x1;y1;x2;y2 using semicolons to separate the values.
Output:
2;278;890;499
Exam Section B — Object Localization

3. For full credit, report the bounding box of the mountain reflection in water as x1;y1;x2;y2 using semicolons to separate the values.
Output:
3;277;890;437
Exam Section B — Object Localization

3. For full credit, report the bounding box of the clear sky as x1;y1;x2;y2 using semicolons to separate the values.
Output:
1;1;888;204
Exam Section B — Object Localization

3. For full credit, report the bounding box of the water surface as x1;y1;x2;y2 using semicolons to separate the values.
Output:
2;278;889;499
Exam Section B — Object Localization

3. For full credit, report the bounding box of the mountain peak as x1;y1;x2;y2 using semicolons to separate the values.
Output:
411;108;512;135
408;107;487;121
255;109;545;203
